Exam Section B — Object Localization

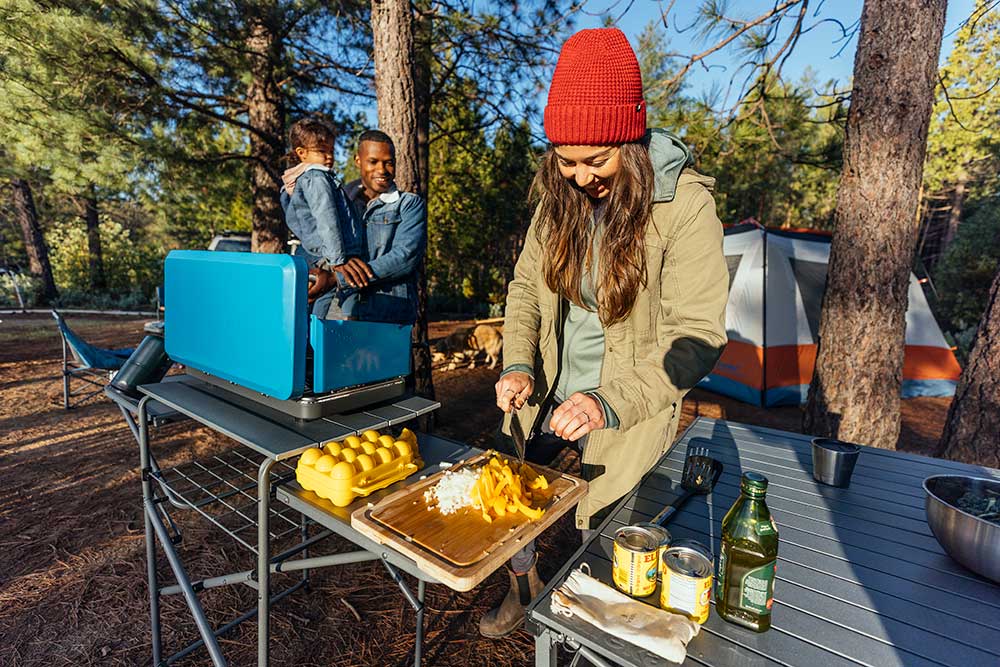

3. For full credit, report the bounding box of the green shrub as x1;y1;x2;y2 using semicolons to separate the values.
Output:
933;198;1000;357
46;218;162;297
0;273;43;308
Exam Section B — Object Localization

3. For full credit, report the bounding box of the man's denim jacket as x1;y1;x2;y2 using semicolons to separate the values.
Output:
280;165;362;270
342;180;427;324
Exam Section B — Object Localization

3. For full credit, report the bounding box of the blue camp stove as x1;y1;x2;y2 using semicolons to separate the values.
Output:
163;250;411;420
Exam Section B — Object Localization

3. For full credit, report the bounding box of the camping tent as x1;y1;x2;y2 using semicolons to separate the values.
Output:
698;223;961;406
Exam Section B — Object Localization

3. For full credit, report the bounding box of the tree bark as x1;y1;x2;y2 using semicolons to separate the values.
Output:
246;13;286;253
413;2;432;194
804;0;946;448
936;269;1000;467
371;0;435;411
82;192;106;291
942;173;968;250
371;0;422;195
10;178;58;301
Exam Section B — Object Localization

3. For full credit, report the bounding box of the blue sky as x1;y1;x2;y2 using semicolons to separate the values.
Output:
572;0;977;105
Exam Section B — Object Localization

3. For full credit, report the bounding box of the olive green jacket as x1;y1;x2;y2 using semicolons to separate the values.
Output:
501;168;729;529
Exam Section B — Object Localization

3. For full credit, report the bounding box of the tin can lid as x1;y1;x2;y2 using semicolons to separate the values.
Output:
669;538;713;562
741;471;769;495
615;526;659;550
663;545;713;578
631;522;671;545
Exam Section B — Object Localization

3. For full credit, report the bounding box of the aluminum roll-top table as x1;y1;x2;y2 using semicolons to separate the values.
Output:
118;374;466;667
529;417;1000;667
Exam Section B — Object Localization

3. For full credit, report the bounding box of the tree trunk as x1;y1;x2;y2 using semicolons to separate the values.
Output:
10;178;58;301
246;13;286;253
371;0;422;195
82;192;106;291
371;0;435;411
804;0;946;448
936;269;1000;467
942;173;968;250
414;2;432;194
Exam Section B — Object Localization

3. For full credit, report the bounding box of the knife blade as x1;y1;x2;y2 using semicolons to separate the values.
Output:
510;410;527;465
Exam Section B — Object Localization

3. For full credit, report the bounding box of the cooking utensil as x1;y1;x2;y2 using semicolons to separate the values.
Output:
510;410;528;465
924;474;1000;583
651;446;722;526
811;438;861;487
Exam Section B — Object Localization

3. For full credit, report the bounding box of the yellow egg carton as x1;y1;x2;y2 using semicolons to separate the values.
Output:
296;427;421;507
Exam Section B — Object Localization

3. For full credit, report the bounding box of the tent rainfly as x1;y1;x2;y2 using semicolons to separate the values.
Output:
698;223;962;407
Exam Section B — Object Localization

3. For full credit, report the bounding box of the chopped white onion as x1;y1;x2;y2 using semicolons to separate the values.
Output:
424;467;479;514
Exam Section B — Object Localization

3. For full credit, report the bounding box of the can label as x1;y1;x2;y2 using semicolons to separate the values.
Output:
738;560;776;615
632;522;671;580
661;546;713;624
612;532;658;597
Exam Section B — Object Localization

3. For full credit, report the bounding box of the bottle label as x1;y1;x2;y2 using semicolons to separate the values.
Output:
756;519;777;536
739;560;776;615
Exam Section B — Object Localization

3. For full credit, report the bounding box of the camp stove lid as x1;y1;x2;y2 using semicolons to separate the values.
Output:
165;250;309;400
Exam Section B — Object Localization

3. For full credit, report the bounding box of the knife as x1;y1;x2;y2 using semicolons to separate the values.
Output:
510;410;527;465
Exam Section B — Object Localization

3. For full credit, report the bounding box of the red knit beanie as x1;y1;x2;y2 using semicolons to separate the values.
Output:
544;28;646;146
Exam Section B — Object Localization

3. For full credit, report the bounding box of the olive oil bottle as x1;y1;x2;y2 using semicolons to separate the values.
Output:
715;472;778;632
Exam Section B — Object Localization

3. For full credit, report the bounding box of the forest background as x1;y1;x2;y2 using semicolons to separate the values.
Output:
1;0;998;361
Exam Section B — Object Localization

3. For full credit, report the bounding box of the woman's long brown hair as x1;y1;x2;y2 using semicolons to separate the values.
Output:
531;141;654;325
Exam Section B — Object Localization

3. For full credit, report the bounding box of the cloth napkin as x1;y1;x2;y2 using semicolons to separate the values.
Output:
550;565;700;664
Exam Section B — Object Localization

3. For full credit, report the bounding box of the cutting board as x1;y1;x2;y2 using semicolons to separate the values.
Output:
351;452;587;591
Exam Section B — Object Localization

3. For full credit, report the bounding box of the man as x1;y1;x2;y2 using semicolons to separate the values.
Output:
309;129;427;324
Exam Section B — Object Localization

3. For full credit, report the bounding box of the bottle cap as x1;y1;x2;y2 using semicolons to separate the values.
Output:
741;472;769;496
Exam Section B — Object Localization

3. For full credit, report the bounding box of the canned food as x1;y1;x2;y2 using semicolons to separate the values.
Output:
632;522;671;579
660;540;714;624
612;526;659;597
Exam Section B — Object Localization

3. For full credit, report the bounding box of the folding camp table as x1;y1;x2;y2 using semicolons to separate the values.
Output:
127;374;464;667
529;417;1000;667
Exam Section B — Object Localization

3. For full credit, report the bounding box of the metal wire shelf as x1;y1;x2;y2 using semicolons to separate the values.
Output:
152;447;303;553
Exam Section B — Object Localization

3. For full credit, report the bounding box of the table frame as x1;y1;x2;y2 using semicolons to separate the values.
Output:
113;375;457;666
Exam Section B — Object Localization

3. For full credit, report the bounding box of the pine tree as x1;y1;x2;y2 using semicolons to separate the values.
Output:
805;0;948;448
937;267;1000;466
0;0;152;291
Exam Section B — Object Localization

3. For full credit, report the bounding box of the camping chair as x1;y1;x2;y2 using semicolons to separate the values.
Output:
51;310;134;409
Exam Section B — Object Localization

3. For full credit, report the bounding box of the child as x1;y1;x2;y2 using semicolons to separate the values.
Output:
280;118;371;318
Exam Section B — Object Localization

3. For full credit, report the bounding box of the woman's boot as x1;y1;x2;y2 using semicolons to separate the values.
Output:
479;559;545;638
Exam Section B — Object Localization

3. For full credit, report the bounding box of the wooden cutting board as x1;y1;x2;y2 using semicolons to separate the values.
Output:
351;452;587;591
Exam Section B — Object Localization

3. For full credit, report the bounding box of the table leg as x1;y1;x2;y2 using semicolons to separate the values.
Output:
300;513;310;589
382;560;426;666
138;397;162;665
535;628;558;667
257;458;276;667
415;579;426;667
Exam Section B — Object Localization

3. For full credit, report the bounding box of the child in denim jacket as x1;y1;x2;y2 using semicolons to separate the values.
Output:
280;118;371;318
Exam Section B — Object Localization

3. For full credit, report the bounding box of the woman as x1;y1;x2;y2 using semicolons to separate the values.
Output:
480;27;729;638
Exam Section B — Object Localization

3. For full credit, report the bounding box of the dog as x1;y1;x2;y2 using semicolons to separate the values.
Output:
432;324;503;370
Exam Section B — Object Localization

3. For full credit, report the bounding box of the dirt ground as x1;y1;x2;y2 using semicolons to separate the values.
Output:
0;313;952;666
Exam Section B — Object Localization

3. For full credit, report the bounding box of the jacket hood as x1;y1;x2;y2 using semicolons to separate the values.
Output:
648;128;702;202
281;163;330;195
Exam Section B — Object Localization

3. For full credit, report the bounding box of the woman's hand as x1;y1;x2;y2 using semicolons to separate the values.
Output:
495;372;533;413
549;392;605;441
